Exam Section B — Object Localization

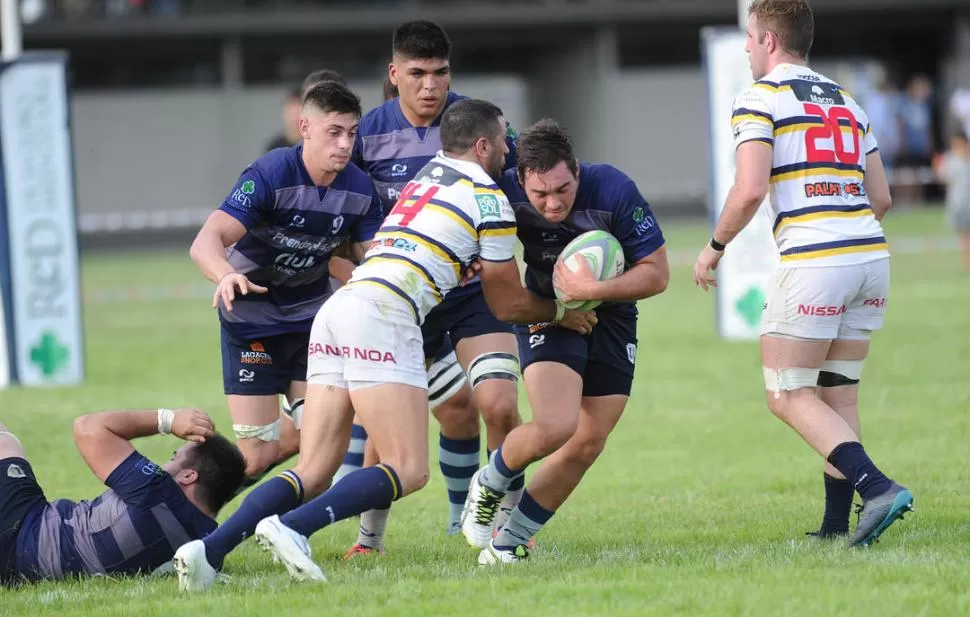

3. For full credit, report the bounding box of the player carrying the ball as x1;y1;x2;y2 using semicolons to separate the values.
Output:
692;0;912;546
463;119;669;563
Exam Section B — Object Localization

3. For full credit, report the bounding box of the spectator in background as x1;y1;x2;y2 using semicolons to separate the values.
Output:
934;131;970;271
896;74;934;206
864;71;903;185
949;87;970;141
264;69;348;153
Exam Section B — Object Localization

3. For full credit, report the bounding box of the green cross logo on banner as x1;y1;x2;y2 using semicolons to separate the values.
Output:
30;332;69;378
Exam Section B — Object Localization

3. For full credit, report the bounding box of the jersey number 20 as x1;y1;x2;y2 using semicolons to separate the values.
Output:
390;182;440;225
802;103;861;166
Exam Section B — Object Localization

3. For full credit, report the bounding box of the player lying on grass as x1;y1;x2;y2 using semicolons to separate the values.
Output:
0;409;245;585
462;119;669;562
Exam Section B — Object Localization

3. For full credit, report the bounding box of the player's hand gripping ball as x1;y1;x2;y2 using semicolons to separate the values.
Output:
553;230;625;311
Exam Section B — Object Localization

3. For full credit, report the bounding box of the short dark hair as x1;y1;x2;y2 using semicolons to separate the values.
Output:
184;433;246;514
393;21;451;60
749;0;814;58
382;76;399;101
302;80;362;118
302;68;347;97
440;99;504;154
515;119;579;180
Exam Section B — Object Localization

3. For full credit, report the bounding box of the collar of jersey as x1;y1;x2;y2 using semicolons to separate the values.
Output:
434;151;497;186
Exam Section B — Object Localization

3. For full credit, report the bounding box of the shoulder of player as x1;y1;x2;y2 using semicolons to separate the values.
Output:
248;146;303;187
579;162;634;189
358;99;400;136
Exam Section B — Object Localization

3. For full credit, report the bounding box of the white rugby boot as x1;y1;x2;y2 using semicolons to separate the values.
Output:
478;539;529;565
461;468;505;549
173;540;218;592
254;515;327;583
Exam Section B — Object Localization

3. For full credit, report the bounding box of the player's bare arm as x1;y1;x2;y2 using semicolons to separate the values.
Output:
478;258;596;334
73;409;215;482
863;150;893;221
190;210;268;310
693;141;772;290
554;246;669;303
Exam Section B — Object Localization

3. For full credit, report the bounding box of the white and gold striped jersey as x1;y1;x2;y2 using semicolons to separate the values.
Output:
731;63;889;267
346;153;517;323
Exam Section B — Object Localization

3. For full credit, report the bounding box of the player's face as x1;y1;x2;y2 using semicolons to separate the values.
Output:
390;56;451;122
521;160;579;223
300;109;359;173
745;15;770;80
479;117;509;180
162;443;195;476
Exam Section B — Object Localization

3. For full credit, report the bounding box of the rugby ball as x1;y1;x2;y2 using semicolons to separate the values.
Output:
554;230;625;311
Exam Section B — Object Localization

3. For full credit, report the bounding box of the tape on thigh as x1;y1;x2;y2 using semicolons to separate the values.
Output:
233;419;281;442
467;352;520;389
762;367;820;398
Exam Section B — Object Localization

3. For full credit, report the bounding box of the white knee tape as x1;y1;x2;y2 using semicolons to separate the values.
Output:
467;352;520;390
282;397;305;430
427;353;467;409
763;367;820;398
820;360;864;381
0;431;22;447
233;419;281;442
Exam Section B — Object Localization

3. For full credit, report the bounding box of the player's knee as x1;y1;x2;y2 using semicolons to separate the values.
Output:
532;415;578;457
433;390;480;439
383;458;429;497
234;429;282;477
762;370;819;421
566;433;608;468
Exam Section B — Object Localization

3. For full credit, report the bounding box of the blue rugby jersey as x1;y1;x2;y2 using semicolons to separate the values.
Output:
497;163;665;316
218;145;384;338
14;452;214;581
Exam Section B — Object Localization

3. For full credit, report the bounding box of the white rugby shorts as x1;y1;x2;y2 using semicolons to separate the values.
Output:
307;284;428;391
761;257;889;341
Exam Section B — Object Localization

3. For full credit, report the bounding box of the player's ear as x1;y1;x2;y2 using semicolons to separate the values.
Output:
175;468;199;487
299;116;311;141
388;62;399;87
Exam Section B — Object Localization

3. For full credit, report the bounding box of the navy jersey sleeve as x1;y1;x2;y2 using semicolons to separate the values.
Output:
104;451;183;510
353;185;385;243
218;167;274;230
502;122;518;172
610;179;665;264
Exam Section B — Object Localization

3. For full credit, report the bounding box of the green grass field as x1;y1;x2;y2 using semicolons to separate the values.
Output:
1;209;968;616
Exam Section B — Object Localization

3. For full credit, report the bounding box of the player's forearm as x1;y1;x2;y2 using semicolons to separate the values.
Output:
189;231;236;284
713;184;765;246
73;410;162;444
587;263;669;302
495;290;558;325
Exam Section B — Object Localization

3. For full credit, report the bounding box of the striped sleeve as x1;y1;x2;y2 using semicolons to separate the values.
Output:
863;122;880;155
473;189;517;262
731;86;774;149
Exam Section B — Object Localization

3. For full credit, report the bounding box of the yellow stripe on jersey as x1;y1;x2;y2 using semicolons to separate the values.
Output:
752;82;792;93
373;230;462;279
732;114;773;126
773;209;874;237
479;226;517;238
344;279;419;321
770;167;864;183
424;203;477;239
363;255;443;302
780;241;888;262
774;123;866;137
457;178;504;196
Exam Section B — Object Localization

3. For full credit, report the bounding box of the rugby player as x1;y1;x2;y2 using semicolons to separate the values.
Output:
338;21;526;552
0;409;244;584
464;120;669;560
175;99;593;588
187;80;383;484
692;0;912;546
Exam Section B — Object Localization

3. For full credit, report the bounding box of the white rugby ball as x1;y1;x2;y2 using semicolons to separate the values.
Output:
554;230;625;311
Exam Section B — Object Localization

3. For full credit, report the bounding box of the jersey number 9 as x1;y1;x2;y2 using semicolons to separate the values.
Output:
802;103;861;166
390;182;440;226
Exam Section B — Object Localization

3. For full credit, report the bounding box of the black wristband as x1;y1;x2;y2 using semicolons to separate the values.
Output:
710;238;726;252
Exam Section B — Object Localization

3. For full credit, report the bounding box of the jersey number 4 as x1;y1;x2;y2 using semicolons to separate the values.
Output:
390;182;440;226
802;103;861;166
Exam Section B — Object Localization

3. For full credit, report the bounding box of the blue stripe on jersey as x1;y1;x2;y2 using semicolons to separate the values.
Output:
774;115;824;129
427;197;476;230
779;236;886;256
772;204;872;233
360;253;443;299
378;225;463;265
771;161;863;176
478;220;517;232
732;107;773;121
91;526;125;569
350;278;420;322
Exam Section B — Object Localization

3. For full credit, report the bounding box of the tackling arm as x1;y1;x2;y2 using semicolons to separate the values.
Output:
478;259;559;324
